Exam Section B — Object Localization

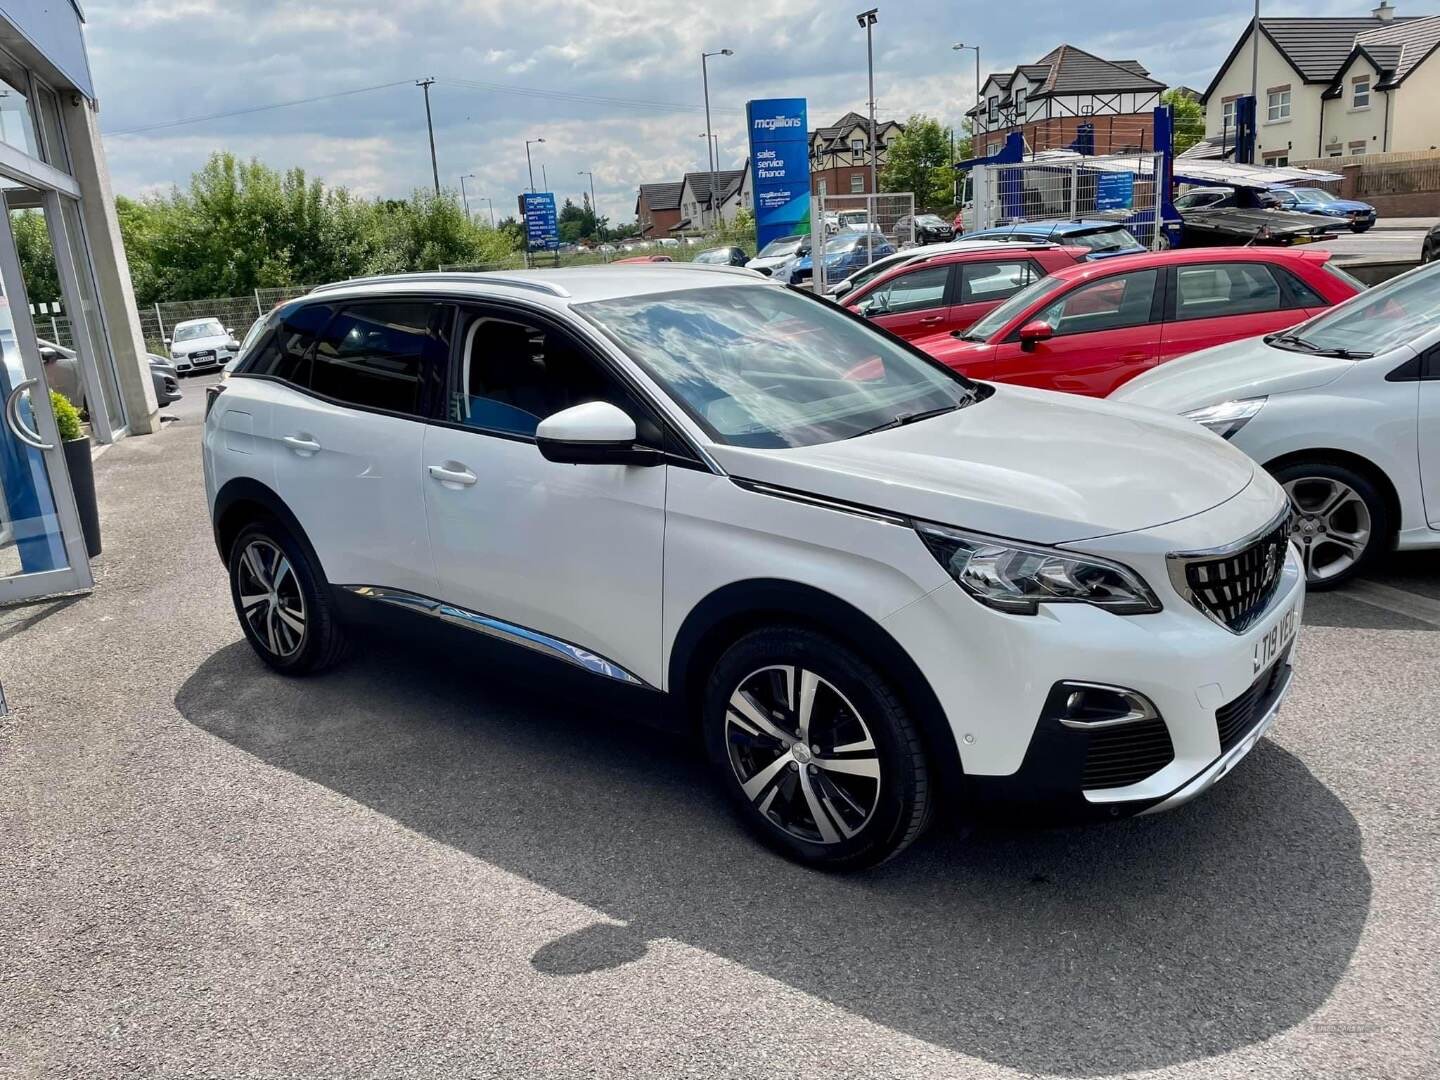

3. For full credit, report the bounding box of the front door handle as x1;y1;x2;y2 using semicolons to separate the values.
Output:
282;434;321;455
919;315;944;325
428;463;478;488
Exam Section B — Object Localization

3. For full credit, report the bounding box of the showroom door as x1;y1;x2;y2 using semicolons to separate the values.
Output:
0;194;93;603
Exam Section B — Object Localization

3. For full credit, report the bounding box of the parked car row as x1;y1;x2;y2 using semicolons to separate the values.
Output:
204;258;1371;869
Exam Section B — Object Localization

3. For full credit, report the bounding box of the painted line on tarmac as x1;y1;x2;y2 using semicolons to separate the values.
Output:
1346;580;1440;628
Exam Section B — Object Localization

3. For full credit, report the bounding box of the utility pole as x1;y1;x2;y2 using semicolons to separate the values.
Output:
525;137;545;192
542;164;549;193
417;78;439;196
702;49;734;229
858;10;879;197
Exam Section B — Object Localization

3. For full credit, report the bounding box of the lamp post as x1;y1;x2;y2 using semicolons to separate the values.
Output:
459;173;476;220
477;196;495;228
524;137;545;192
697;132;719;168
952;43;980;149
577;169;597;220
857;9;879;197
701;48;734;228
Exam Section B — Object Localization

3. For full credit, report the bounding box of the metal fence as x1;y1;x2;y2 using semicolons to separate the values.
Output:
138;286;316;353
970;152;1166;248
809;192;916;294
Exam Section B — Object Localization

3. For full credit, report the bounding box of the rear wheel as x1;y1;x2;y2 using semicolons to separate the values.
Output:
703;627;932;870
229;521;347;673
1423;235;1438;264
1273;461;1390;589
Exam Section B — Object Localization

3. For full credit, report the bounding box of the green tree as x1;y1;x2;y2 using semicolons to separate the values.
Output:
12;211;61;308
1163;89;1205;156
881;114;956;211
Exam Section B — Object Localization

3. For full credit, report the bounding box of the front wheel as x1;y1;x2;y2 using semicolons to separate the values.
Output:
1423;237;1438;264
703;627;933;870
1273;461;1390;589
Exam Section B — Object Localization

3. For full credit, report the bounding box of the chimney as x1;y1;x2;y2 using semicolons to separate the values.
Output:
1373;1;1396;21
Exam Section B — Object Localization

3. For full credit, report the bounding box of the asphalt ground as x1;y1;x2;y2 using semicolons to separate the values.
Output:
2;375;1437;1079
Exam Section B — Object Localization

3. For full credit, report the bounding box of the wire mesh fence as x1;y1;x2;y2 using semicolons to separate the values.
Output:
971;153;1165;248
810;192;916;294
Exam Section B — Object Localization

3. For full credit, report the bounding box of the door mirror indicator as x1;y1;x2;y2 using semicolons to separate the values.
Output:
1019;320;1054;351
535;401;660;466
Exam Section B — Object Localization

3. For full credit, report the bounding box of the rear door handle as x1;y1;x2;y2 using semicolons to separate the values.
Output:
428;463;478;488
282;434;321;455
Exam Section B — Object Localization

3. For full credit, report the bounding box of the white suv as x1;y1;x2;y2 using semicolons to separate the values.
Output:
203;267;1304;869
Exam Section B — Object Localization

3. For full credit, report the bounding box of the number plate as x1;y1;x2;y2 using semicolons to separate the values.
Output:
1253;600;1299;674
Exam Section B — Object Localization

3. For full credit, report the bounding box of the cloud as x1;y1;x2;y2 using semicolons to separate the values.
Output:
88;0;1269;223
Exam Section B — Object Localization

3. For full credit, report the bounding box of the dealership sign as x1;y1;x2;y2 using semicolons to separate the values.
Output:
521;191;559;251
746;98;810;251
1095;172;1135;212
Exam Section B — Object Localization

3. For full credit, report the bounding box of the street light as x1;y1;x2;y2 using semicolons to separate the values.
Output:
577;169;597;219
857;9;878;197
952;43;980;153
459;173;476;220
697;132;719;168
476;195;495;228
701;48;734;229
525;137;545;192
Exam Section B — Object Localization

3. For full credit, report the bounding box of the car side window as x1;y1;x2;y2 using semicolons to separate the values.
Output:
451;310;659;443
1032;269;1159;337
866;265;950;315
1174;263;1283;321
241;303;334;383
310;301;452;417
1274;266;1328;307
961;260;1042;304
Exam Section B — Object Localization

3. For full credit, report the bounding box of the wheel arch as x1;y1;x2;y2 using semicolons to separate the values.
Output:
1264;447;1401;539
667;578;965;797
212;477;326;575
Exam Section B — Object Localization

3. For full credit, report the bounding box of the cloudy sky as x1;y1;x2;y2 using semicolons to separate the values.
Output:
87;0;1358;224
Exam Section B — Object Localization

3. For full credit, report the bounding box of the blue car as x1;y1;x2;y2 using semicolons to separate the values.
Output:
775;230;896;288
961;219;1145;259
1261;187;1377;233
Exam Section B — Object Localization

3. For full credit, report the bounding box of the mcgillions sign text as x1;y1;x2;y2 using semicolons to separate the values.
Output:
745;98;810;251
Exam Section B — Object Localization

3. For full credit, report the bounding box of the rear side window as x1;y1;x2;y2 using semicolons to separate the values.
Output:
241;303;333;382
1174;263;1282;321
1275;266;1328;307
310;301;452;417
961;260;1043;303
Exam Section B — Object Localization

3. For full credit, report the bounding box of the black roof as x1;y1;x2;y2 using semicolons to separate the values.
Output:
637;181;683;211
971;44;1164;114
1202;15;1425;100
683;169;745;206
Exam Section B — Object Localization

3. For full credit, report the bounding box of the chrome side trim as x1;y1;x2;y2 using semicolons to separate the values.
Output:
730;478;911;526
343;586;649;687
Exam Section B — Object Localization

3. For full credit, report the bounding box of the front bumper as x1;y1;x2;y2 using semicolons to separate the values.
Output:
174;351;229;373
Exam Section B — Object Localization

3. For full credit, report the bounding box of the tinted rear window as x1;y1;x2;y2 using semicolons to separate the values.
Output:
240;303;334;383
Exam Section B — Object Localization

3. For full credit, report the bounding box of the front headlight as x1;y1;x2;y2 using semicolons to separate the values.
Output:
1183;397;1266;439
916;523;1161;616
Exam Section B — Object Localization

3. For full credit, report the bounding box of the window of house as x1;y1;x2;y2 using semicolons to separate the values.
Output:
1266;88;1291;122
988;96;998;123
1222;98;1236;131
1327;144;1344;158
850;174;865;193
818;178;827;196
1349;140;1367;156
1014;88;1026;115
310;301;452;417
1263;150;1290;167
1173;263;1282;321
1353;77;1370;109
851;137;865;158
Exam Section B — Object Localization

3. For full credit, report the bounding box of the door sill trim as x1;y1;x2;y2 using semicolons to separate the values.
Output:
341;585;651;687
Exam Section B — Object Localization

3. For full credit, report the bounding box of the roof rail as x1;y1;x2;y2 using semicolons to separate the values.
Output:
309;271;571;298
638;262;767;279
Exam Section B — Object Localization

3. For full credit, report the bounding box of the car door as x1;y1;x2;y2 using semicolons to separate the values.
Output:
960;268;1163;396
1419;346;1440;528
420;305;668;685
857;263;955;340
949;257;1046;333
267;299;450;599
1159;262;1307;362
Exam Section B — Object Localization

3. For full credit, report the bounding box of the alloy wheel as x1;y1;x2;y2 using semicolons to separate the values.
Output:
236;538;307;657
1283;476;1372;582
724;665;882;845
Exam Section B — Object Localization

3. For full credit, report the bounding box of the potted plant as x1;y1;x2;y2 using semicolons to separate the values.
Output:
50;389;101;557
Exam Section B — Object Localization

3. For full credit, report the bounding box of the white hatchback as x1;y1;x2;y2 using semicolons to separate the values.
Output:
204;266;1303;868
168;317;239;374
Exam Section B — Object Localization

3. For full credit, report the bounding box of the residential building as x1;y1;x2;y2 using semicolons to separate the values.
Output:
635;181;683;239
675;168;746;231
0;0;159;604
1200;3;1440;164
808;111;904;198
966;45;1167;157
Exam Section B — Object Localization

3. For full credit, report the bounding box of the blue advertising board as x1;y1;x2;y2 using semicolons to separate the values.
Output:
746;98;810;252
1095;172;1135;212
522;192;559;251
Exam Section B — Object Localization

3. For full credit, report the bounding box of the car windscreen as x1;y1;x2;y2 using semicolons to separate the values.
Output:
1274;263;1440;359
576;285;977;449
1292;188;1337;204
174;320;224;342
915;215;947;227
757;237;801;258
960;274;1069;341
1063;227;1142;253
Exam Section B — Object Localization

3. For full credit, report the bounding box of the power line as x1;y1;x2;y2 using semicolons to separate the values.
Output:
102;80;417;137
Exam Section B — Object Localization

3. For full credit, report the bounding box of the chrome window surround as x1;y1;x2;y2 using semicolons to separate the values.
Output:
1165;505;1294;635
344;586;649;687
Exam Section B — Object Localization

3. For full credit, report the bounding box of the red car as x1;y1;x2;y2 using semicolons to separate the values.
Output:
842;243;1087;341
616;254;674;263
911;247;1362;397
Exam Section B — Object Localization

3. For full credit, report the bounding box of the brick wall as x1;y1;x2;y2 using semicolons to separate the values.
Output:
812;165;875;197
639;206;682;237
977;113;1157;156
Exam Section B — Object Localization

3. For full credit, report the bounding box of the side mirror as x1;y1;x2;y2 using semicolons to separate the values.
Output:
1018;320;1054;351
38;345;59;362
225;327;234;336
535;401;660;466
832;280;853;297
861;296;889;318
226;339;241;351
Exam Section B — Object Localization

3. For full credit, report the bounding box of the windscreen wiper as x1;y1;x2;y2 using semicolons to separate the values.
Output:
1267;331;1319;352
856;404;961;437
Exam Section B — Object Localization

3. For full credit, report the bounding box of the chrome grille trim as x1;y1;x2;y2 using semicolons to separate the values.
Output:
1166;506;1293;635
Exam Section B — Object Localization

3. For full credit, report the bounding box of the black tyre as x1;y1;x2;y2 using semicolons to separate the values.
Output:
1272;460;1390;590
702;627;933;870
228;520;347;673
1422;236;1438;264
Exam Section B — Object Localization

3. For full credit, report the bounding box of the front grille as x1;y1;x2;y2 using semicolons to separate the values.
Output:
1216;647;1291;753
1081;717;1175;790
1169;513;1291;633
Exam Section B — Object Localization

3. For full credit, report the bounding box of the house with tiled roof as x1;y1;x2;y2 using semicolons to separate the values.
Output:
635;166;753;237
966;44;1167;157
1200;2;1440;163
808;111;905;197
635;181;684;239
